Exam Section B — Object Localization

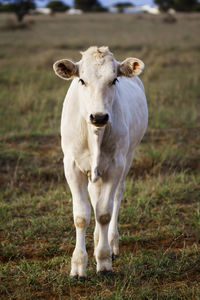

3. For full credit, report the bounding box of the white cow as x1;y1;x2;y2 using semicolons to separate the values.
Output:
53;46;148;279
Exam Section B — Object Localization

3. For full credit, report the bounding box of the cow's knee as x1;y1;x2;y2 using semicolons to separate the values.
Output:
97;213;111;225
75;216;89;229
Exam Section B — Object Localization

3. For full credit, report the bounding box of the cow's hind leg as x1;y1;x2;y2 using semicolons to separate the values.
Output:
108;181;125;259
64;158;91;279
108;151;135;259
88;180;101;257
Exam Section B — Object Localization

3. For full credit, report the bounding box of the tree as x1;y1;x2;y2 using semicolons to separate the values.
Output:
47;0;69;12
74;0;103;12
114;2;133;8
0;0;35;22
155;0;200;12
113;2;134;13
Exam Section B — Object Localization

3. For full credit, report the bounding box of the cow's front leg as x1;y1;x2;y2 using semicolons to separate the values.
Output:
94;161;125;274
89;179;113;273
64;158;91;279
95;208;112;274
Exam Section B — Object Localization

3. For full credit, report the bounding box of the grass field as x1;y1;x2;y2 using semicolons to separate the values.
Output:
0;12;200;299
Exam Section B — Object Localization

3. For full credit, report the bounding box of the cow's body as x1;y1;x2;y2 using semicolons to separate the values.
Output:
53;46;148;278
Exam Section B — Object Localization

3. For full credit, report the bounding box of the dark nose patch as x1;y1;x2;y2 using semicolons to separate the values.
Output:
90;114;109;126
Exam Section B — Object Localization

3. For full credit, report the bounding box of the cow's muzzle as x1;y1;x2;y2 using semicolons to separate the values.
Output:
90;114;109;127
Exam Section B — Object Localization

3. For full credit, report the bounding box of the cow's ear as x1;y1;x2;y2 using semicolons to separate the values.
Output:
53;59;79;80
118;58;144;77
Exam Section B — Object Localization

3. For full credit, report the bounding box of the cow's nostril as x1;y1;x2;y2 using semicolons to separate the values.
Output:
102;114;109;122
90;114;95;122
90;114;109;125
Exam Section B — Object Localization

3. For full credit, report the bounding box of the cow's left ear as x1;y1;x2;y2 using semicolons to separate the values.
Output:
118;58;145;77
53;59;79;80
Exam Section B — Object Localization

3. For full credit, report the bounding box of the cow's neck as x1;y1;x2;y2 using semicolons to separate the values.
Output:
87;124;110;183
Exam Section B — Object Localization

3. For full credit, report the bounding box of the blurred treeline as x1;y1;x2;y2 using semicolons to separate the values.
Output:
155;0;200;12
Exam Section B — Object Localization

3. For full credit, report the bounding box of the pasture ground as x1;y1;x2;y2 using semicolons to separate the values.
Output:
0;12;200;299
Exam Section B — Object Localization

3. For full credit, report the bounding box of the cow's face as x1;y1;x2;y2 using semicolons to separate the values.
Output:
53;46;144;127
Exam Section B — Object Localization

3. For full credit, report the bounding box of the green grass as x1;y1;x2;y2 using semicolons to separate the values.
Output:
0;12;200;299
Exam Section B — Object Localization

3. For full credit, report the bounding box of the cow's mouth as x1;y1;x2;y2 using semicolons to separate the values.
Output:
90;114;109;127
90;121;107;127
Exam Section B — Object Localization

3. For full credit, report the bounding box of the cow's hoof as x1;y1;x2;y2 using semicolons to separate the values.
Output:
78;276;86;282
70;275;87;281
70;275;78;280
97;270;114;277
112;254;119;261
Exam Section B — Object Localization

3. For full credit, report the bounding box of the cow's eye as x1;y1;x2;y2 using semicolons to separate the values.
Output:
79;79;85;85
111;78;118;85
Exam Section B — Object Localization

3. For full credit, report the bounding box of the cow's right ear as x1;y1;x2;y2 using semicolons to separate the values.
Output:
53;59;79;80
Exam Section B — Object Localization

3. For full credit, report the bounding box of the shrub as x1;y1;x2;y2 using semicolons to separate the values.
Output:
46;1;69;12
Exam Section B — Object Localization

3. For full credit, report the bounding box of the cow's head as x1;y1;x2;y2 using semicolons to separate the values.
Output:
53;46;144;127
